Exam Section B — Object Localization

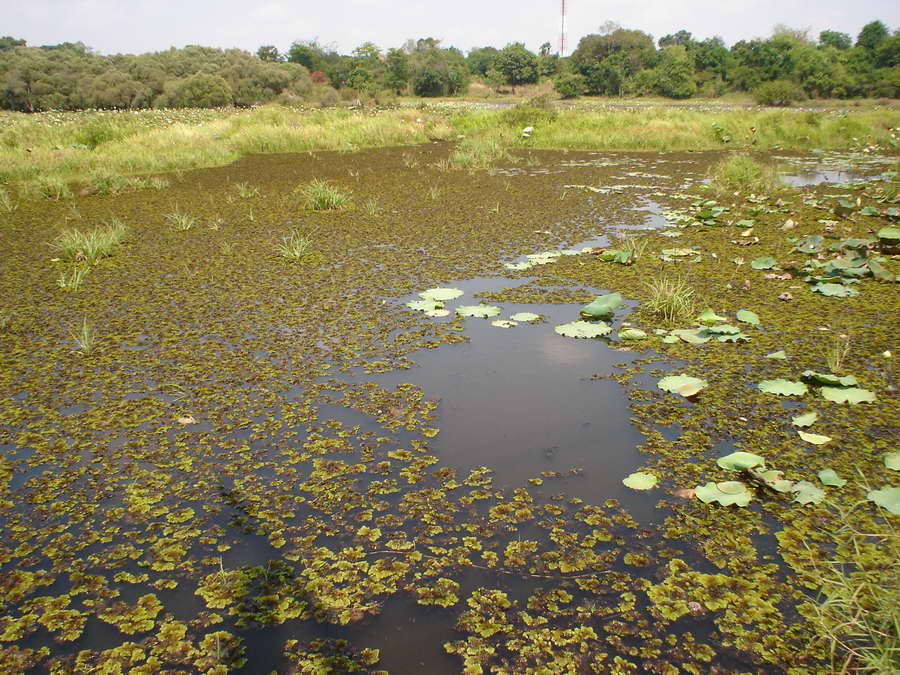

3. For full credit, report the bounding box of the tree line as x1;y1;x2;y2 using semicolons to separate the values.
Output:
1;19;897;111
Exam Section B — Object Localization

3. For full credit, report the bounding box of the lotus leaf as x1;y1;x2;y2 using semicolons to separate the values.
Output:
812;283;859;298
419;288;464;302
671;328;711;345
717;452;765;471
425;309;450;317
798;431;831;445
801;370;858;387
792;235;824;254
818;469;847;487
662;335;679;344
866;487;900;514
820;387;876;405
877;226;900;240
757;379;808;396
868;259;895;282
696;308;727;323
751;256;777;270
859;206;880;217
661;248;696;257
504;261;532;271
736;309;760;326
766;350;788;359
490;320;518;328
509;312;541;322
758;469;794;493
705;324;740;335
791;411;818;427
600;249;633;264
658;374;708;397
885;452;900;471
618;328;647;340
554;320;612;339
456;304;501;318
526;251;562;265
407;299;443;312
792;481;825;505
622;472;658;490
694;481;752;507
716;332;751;342
580;292;623;319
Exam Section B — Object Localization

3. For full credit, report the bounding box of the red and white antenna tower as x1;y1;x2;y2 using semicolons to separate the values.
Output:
559;0;568;56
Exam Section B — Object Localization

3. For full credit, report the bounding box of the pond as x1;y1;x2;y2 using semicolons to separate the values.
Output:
0;143;896;673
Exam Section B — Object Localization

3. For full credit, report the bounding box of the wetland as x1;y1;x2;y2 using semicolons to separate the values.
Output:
0;111;898;673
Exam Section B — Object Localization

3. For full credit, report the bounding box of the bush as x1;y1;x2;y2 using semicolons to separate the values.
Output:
498;96;557;128
555;72;587;99
709;153;780;194
298;179;351;210
753;80;804;106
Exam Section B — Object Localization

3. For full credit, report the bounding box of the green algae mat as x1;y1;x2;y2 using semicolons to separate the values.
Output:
0;144;898;673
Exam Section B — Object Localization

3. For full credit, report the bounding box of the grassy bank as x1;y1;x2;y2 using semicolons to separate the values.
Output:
1;102;898;196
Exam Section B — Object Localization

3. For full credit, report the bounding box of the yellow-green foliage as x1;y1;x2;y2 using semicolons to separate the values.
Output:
709;153;781;195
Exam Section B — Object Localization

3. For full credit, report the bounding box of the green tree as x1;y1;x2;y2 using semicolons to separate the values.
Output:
875;34;900;67
466;47;498;76
857;21;889;50
494;42;539;91
819;30;852;50
0;36;26;51
656;45;696;98
256;45;281;62
383;48;409;92
158;73;233;107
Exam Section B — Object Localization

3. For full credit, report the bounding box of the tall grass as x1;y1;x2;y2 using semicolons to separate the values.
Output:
1;105;898;194
709;153;781;195
641;276;696;323
57;266;90;291
298;179;351;210
52;220;127;263
275;230;315;260
449;136;509;169
71;317;95;354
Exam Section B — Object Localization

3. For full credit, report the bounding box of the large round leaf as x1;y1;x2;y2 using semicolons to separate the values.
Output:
456;304;501;318
622;472;658;490
717;452;765;471
580;292;624;319
867;487;900;515
694;481;752;507
791;411;818;427
757;379;808;396
407;299;443;312
818;469;847;487
792;481;825;505
798;431;832;445
419;287;464;302
509;312;541;323
813;282;859;298
554;320;612;339
802;370;858;387
658;375;708;397
820;387;876;405
618;328;647;340
885;452;900;471
736;309;760;325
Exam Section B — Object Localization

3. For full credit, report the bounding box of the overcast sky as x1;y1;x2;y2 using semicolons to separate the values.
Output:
5;0;900;56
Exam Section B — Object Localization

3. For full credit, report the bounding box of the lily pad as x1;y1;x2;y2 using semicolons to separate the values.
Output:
425;309;450;317
491;320;518;328
705;324;740;335
622;472;658;490
504;261;533;271
798;431;832;445
456;304;501;318
407;299;443;312
792;481;825;505
866;487;900;515
877;225;900;241
758;379;808;396
671;328;711;345
554;321;612;339
766;350;788;360
791;411;818;427
618;328;647;340
758;469;795;493
736;309;760;326
696;308;727;323
885;452;900;471
717;452;765;471
419;287;463;302
580;292;623;319
801;370;858;387
812;283;859;298
658;374;708;397
751;256;777;270
695;481;752;507
818;469;847;487
509;312;541;323
820;387;876;405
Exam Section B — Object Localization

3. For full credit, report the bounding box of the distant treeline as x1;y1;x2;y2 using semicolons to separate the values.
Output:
1;20;898;111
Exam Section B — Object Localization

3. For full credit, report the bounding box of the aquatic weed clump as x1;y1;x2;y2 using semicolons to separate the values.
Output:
298;179;352;210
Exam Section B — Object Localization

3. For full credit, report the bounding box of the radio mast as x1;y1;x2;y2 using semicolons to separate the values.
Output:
559;0;568;56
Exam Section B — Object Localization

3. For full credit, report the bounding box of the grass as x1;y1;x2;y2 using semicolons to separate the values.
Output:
1;104;899;195
826;333;853;374
0;186;17;212
298;179;351;210
0;313;10;331
87;166;132;195
709;153;781;195
275;230;315;260
233;182;259;198
622;237;649;261
164;209;196;230
641;276;697;324
56;266;90;291
52;220;127;263
808;504;900;673
362;198;379;215
70;317;95;354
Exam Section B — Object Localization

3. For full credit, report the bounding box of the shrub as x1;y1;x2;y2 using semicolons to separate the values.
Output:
498;97;557;128
641;276;696;324
555;72;587;99
87;167;131;194
753;80;804;106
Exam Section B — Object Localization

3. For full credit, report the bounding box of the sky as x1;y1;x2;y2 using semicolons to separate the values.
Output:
4;0;900;56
